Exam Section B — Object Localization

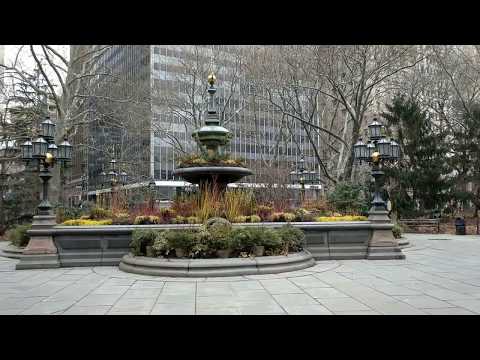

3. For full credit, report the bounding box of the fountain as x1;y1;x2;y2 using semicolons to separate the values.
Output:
173;72;253;191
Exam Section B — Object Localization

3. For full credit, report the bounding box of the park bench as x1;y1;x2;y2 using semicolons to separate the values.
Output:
398;218;441;233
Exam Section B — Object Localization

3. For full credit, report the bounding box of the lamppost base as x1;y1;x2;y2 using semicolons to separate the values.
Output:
16;215;60;270
367;227;405;259
368;209;391;223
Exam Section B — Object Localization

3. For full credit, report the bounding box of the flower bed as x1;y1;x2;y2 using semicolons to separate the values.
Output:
61;206;369;227
130;219;305;259
177;153;246;168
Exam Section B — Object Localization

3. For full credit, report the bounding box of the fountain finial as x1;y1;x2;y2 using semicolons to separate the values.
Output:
208;72;216;86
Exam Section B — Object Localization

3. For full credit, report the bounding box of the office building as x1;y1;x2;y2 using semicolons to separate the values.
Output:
67;45;322;202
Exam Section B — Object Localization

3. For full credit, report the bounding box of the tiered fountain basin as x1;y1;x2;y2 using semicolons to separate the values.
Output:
173;166;253;185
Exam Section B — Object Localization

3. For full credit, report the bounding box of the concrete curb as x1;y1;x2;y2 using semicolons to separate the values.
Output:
119;250;315;277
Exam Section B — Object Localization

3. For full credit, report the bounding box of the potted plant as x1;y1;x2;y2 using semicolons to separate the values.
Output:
164;230;195;258
208;223;232;258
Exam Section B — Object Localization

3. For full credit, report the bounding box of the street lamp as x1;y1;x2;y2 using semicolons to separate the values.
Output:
148;177;156;210
353;117;401;222
290;156;322;204
298;157;306;203
17;115;72;268
21;116;72;217
100;158;127;210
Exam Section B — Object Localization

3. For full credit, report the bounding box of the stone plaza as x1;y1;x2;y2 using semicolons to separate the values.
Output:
1;233;480;315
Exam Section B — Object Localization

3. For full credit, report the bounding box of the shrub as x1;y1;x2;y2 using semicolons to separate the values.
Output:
302;198;331;213
159;208;176;222
89;207;113;220
259;228;283;250
315;216;368;222
276;224;305;252
293;208;314;222
233;215;247;223
392;223;403;239
205;217;232;230
133;215;160;225
223;189;256;221
56;206;89;223
151;232;171;256
62;219;113;226
207;222;233;250
190;228;212;258
112;213;130;225
248;215;262;223
186;216;201;224
6;224;31;247
163;229;197;252
172;215;186;224
327;182;369;215
255;205;273;221
230;227;255;251
270;212;296;222
130;229;159;256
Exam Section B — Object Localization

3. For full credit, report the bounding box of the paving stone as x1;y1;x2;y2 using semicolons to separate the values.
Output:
421;288;475;301
283;304;332;315
130;281;165;289
76;294;123;306
20;300;76;315
122;288;162;299
273;293;319;307
371;285;422;296
423;307;476;315
110;298;156;313
288;276;332;289
63;306;111;315
448;299;480;314
161;282;196;295
394;295;454;309
229;281;264;292
259;279;303;294
91;285;131;295
155;294;196;304
0;296;46;310
304;287;350;299
334;310;380;315
151;303;195;315
196;306;242;315
238;302;286;315
197;283;234;297
318;298;371;312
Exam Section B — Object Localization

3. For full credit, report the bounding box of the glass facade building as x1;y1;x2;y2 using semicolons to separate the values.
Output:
68;45;321;201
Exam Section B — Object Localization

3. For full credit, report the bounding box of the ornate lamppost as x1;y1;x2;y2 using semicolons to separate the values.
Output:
148;177;156;210
17;115;72;269
100;158;127;210
353;118;401;222
352;117;404;259
290;156;322;205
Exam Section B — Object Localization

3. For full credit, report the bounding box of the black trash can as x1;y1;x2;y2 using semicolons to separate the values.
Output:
455;217;466;235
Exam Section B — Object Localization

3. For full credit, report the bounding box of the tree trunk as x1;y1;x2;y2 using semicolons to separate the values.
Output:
342;120;361;181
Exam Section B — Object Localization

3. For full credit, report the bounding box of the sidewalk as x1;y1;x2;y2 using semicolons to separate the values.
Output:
1;233;479;315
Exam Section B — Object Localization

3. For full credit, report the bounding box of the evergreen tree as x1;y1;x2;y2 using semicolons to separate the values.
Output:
381;95;452;218
447;104;480;217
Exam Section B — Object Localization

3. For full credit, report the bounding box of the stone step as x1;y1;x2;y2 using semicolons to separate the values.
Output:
16;254;60;270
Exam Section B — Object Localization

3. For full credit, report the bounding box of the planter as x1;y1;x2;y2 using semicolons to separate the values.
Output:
146;246;154;257
216;249;231;258
175;248;185;258
253;245;265;257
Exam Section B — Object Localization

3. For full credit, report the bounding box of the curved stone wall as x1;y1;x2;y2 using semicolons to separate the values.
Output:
119;250;315;277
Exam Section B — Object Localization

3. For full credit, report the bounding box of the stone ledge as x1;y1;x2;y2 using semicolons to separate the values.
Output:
119;250;315;277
